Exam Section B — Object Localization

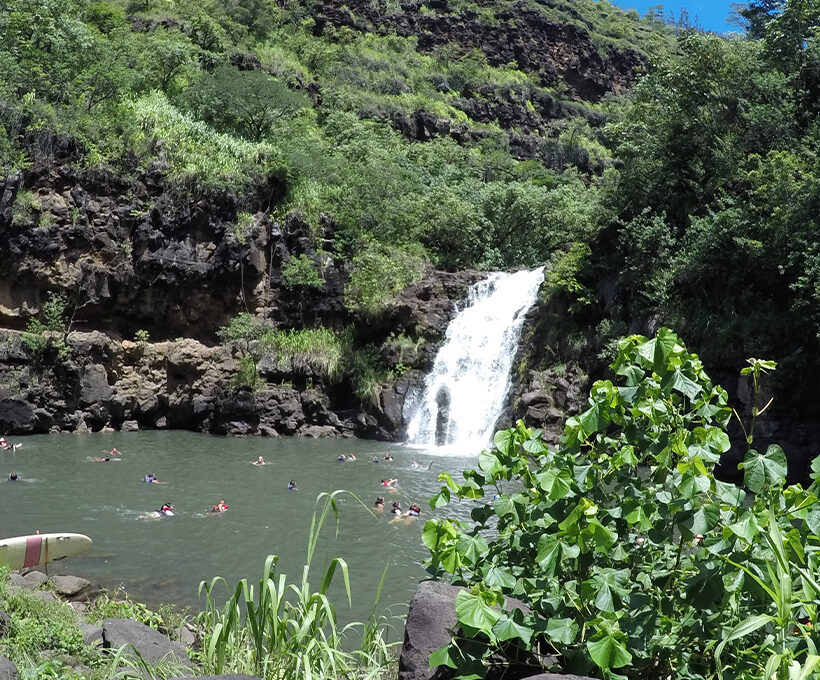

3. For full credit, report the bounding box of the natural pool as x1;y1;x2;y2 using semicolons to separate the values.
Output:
0;432;479;628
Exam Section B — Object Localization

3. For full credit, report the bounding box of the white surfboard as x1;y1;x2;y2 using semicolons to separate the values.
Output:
0;533;92;571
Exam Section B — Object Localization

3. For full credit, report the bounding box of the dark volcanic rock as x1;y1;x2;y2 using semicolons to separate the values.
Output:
398;581;462;680
399;580;537;680
314;0;645;101
0;397;35;432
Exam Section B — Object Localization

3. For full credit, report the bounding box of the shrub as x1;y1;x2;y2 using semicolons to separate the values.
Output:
344;244;426;316
217;312;272;351
281;254;324;291
231;353;264;390
424;328;820;680
542;242;594;312
349;346;394;407
21;291;72;357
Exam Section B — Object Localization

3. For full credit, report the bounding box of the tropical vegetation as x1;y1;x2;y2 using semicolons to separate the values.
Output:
425;328;820;680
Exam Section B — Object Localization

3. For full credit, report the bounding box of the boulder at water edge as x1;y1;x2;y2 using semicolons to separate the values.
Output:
0;655;18;680
398;580;462;680
102;618;192;668
399;581;596;680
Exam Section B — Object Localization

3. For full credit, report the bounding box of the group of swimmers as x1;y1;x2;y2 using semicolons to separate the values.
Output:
337;453;400;463
373;497;422;518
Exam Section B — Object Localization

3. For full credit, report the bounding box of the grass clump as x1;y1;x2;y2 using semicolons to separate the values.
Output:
131;92;288;198
197;491;397;679
259;327;345;382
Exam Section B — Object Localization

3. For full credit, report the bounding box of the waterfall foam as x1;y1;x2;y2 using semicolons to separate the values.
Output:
404;267;544;454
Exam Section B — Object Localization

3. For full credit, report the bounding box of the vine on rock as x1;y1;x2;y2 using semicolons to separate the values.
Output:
425;328;820;680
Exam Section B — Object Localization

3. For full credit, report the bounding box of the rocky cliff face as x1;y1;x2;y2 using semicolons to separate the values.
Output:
312;0;646;162
313;0;645;101
0;217;482;439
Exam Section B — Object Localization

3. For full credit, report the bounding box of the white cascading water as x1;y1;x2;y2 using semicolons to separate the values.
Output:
404;267;545;453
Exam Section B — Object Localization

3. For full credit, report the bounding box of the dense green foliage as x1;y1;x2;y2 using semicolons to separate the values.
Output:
591;1;820;376
4;0;817;379
0;0;665;276
425;328;820;680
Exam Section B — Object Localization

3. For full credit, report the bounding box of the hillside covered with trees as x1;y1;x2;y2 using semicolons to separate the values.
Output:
1;0;819;464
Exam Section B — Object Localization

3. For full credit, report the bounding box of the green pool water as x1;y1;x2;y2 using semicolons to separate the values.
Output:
0;432;481;627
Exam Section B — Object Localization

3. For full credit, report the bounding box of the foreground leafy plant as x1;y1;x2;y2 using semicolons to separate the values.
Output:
197;491;397;679
425;328;820;680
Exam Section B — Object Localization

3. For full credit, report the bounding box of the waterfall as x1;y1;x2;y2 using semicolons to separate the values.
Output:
405;267;545;453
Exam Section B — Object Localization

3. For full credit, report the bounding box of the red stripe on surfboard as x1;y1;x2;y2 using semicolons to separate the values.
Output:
24;536;42;568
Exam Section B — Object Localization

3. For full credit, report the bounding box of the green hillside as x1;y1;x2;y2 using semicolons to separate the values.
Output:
0;0;672;279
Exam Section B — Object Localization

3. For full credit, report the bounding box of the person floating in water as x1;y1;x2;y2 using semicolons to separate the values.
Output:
159;502;174;516
383;453;394;461
337;454;346;463
8;472;19;481
109;448;121;456
288;480;298;491
381;478;398;488
143;472;167;484
374;496;385;509
211;499;228;513
371;456;380;463
406;503;422;517
412;459;434;470
391;501;403;515
253;456;267;466
347;453;356;462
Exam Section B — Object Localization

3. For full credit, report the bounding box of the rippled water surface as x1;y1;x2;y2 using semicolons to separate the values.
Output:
0;432;480;625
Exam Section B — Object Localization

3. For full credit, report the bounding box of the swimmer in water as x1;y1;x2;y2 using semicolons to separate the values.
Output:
338;454;346;463
383;453;394;461
391;501;403;516
347;453;356;462
109;448;121;455
288;480;298;491
374;496;385;510
381;478;398;488
211;499;228;513
160;502;174;516
406;503;421;518
372;456;380;463
143;473;156;483
252;456;267;466
8;472;19;481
